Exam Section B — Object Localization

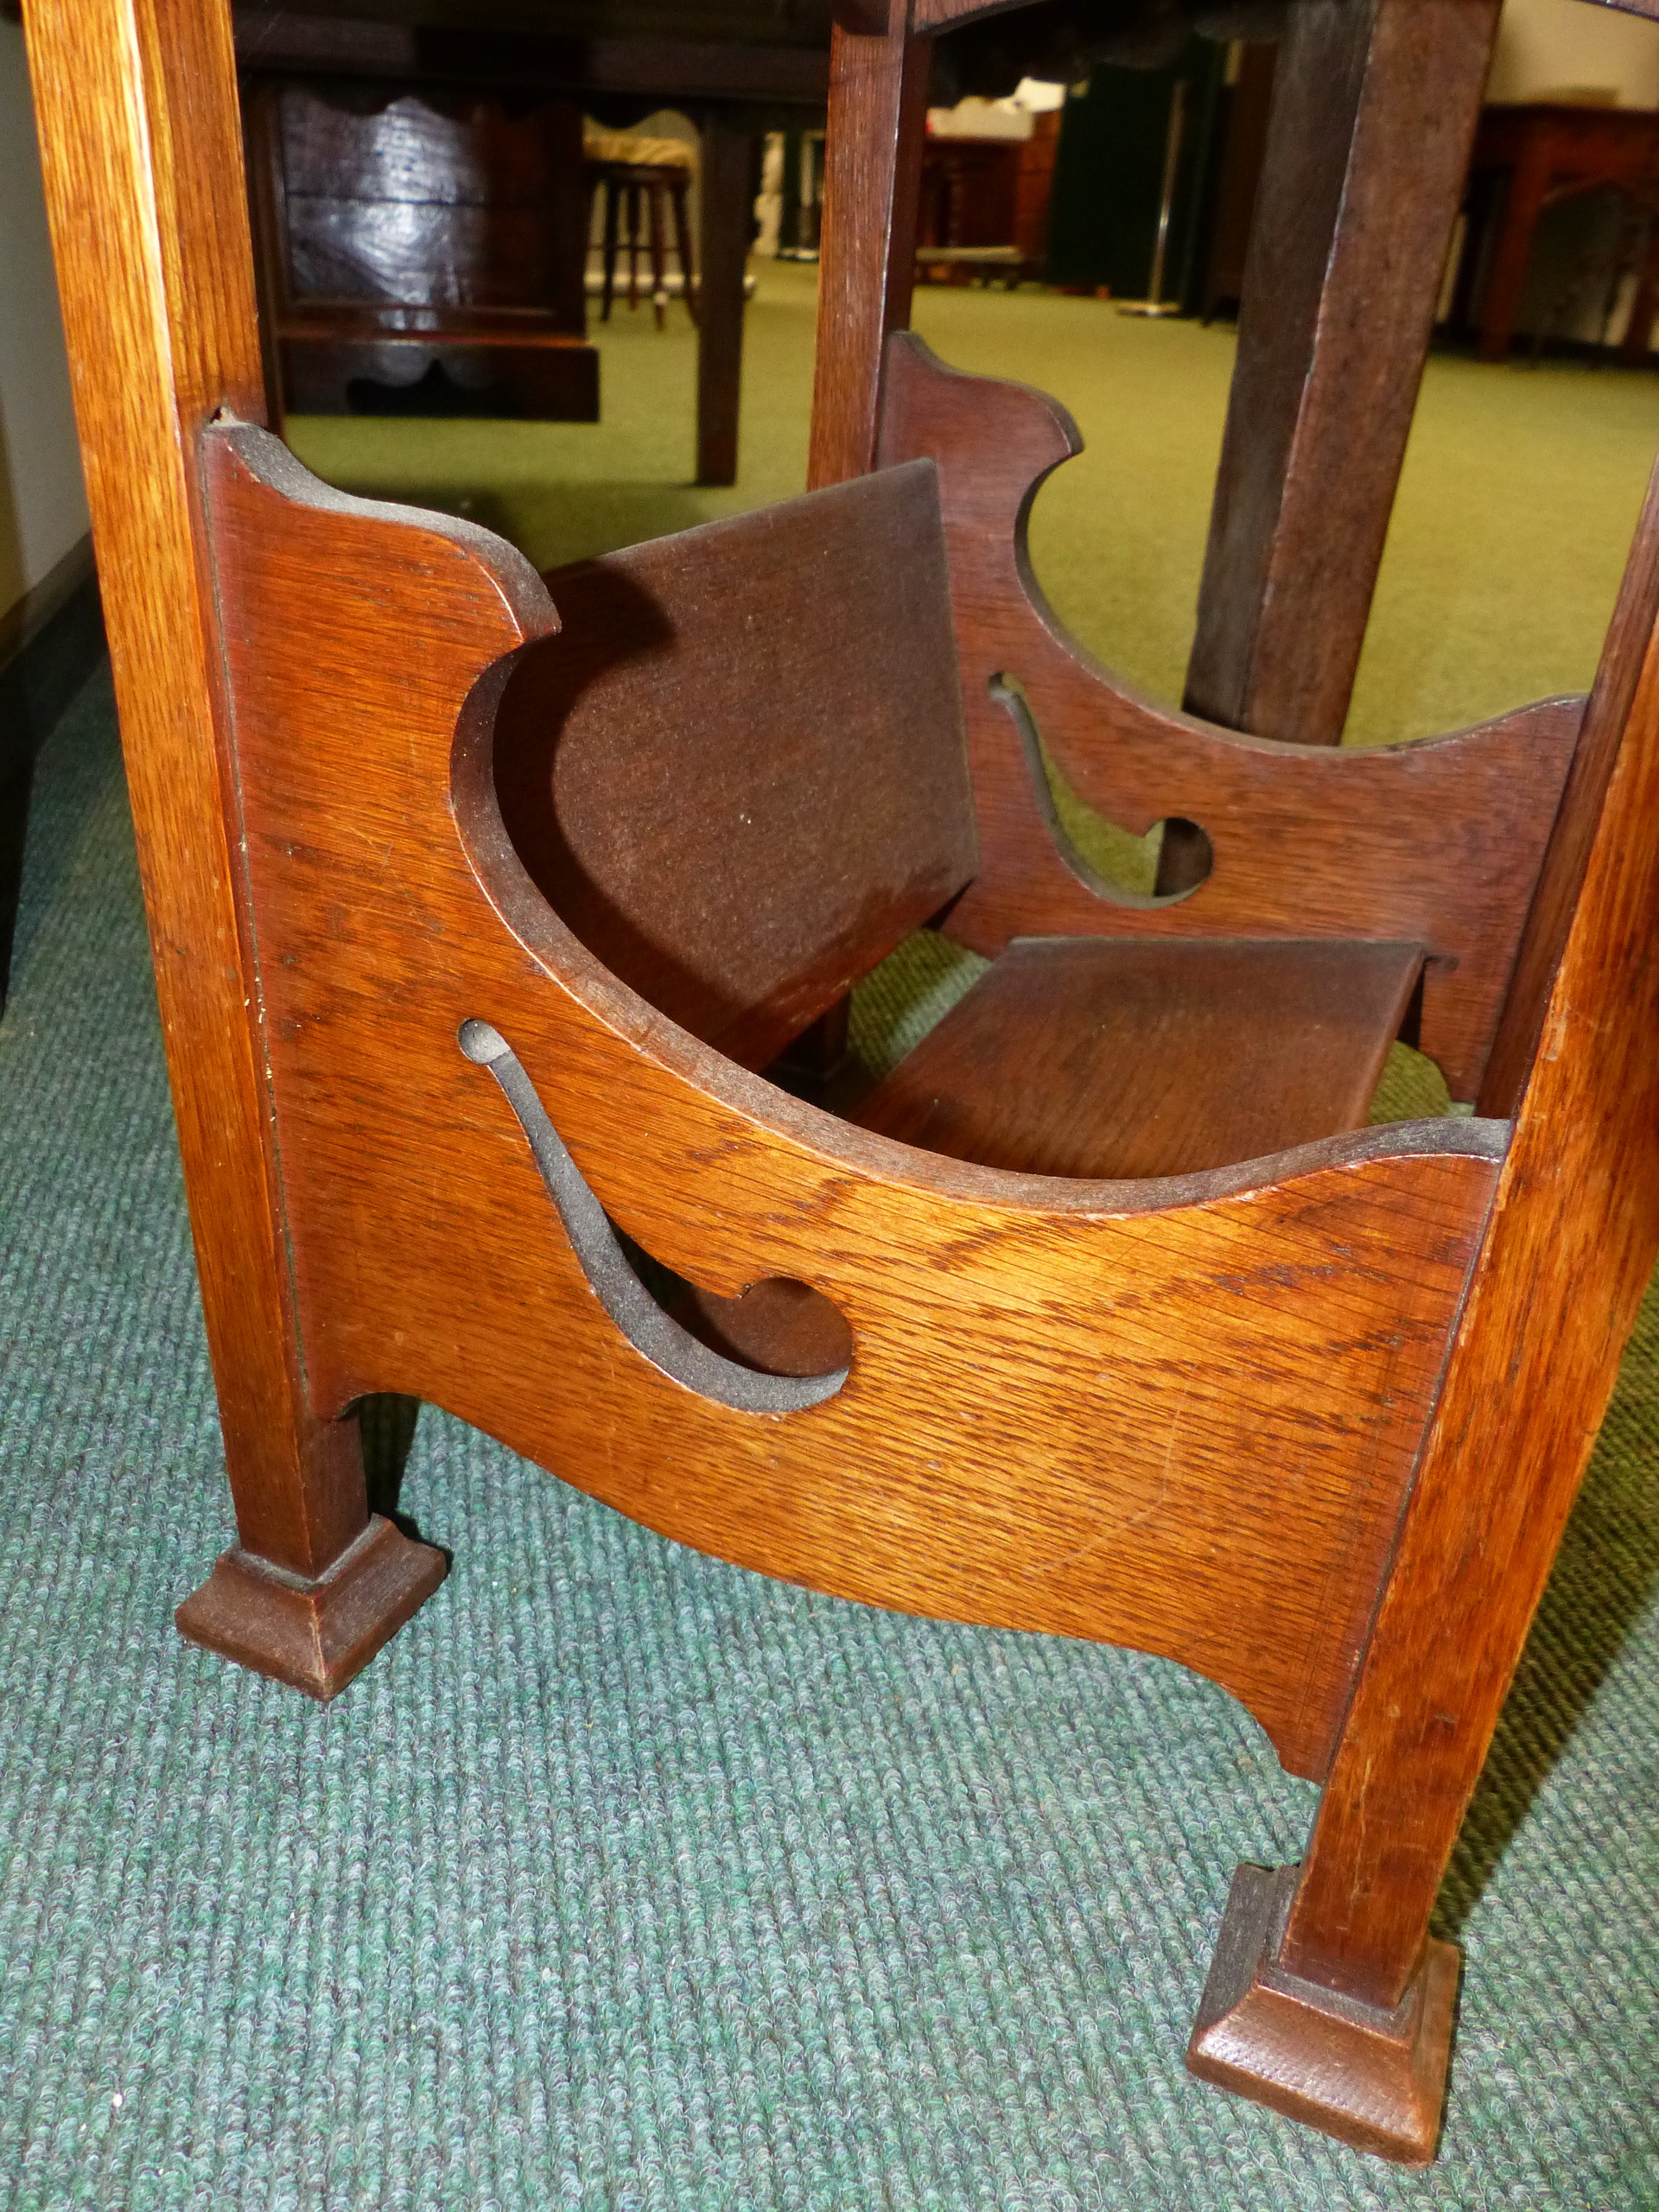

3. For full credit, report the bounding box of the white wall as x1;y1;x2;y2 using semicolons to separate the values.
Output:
0;19;88;620
1487;0;1659;108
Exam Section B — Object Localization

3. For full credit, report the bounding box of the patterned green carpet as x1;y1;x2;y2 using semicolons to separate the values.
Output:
2;275;1657;2207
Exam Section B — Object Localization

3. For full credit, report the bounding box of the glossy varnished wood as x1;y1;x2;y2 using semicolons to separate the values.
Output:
1276;451;1659;2009
22;0;434;1650
852;937;1424;1181
244;77;599;422
876;333;1582;1103
203;423;1503;1783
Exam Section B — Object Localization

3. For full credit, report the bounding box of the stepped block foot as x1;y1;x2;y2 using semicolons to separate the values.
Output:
175;1513;447;1699
1186;1863;1459;2164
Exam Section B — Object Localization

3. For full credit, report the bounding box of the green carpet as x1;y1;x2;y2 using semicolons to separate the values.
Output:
2;270;1656;2208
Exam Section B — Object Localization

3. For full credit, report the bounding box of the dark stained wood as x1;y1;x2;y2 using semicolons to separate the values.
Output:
1463;103;1659;364
667;1274;856;1381
1271;451;1659;2018
696;118;753;486
806;0;931;487
853;937;1424;1181
245;78;599;421
588;158;697;331
876;333;1582;1103
1187;1863;1459;2165
175;1511;448;1697
495;461;977;1072
200;418;1504;1787
22;0;444;1677
232;10;834;109
1183;0;1500;747
1202;43;1276;320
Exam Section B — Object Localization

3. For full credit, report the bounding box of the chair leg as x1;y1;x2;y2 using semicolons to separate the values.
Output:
648;179;668;330
626;180;642;311
601;175;620;321
671;178;698;325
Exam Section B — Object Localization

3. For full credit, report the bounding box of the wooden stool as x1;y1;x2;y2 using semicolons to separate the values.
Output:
583;126;697;329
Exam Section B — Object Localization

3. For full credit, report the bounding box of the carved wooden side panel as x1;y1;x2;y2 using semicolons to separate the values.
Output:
876;334;1583;1103
205;424;1502;1783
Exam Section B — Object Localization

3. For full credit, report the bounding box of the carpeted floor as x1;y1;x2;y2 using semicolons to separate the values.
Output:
2;269;1656;2209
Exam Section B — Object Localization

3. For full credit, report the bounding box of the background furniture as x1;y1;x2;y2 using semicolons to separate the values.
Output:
245;78;599;428
234;3;834;484
914;112;1058;285
584;124;699;327
1457;99;1659;361
1041;38;1227;302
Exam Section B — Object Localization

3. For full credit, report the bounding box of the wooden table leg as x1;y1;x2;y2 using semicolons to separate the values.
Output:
1184;0;1500;747
1478;145;1552;362
696;117;753;486
807;0;931;489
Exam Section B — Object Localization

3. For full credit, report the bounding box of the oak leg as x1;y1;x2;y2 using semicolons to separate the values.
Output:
808;3;932;488
1183;0;1499;745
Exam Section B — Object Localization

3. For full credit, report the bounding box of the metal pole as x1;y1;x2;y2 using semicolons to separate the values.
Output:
1118;78;1188;317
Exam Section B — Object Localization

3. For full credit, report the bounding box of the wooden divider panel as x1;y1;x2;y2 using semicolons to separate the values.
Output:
204;423;1504;1783
495;461;976;1073
876;334;1583;1103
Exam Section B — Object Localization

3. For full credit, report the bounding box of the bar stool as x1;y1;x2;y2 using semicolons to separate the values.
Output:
583;124;697;329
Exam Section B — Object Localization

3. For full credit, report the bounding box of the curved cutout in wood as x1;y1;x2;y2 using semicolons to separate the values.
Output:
991;672;1213;908
458;1020;852;1413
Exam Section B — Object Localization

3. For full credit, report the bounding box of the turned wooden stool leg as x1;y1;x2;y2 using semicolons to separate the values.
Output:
648;176;668;329
670;176;698;325
626;178;643;311
601;172;620;321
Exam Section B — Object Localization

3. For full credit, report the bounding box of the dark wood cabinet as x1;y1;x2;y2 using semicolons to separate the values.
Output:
244;78;600;423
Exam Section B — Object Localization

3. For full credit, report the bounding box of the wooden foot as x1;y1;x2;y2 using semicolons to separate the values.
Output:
1186;1864;1459;2164
175;1512;447;1700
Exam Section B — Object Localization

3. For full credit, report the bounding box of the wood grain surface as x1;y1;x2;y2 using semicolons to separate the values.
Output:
202;422;1504;1783
876;332;1584;1103
1278;452;1659;2011
22;0;385;1583
807;0;930;486
1183;0;1500;746
852;936;1424;1180
499;461;976;1072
